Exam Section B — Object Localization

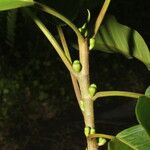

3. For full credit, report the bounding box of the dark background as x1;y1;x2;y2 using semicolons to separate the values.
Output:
0;0;150;150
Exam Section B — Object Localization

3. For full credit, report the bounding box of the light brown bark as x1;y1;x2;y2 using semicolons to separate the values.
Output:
78;39;98;150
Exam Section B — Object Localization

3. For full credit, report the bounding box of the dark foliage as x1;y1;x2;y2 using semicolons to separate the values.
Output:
0;0;150;149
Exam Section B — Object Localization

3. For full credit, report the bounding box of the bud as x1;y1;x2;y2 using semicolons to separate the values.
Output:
80;100;84;112
98;137;107;146
145;86;150;96
89;38;95;50
89;84;97;97
90;128;95;134
84;30;88;37
84;126;90;137
72;60;81;73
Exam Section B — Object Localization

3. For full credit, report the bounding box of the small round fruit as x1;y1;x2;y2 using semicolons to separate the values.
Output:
89;38;95;50
98;138;107;146
89;84;97;97
84;126;90;137
90;128;95;134
72;60;81;72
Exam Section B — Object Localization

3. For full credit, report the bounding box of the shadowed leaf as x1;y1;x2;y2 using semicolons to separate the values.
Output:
136;90;150;137
94;16;150;70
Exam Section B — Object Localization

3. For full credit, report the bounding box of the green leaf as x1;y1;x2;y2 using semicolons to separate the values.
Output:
136;95;150;137
94;16;150;70
0;0;34;11
108;125;150;150
145;86;150;96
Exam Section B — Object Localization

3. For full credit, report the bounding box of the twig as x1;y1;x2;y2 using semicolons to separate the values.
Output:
57;26;82;105
35;2;84;42
25;8;76;76
92;91;144;101
57;25;72;62
88;133;114;140
93;0;111;38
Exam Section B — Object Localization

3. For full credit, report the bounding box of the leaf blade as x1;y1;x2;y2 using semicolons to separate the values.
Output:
0;0;34;11
94;16;150;70
136;91;150;137
108;125;150;150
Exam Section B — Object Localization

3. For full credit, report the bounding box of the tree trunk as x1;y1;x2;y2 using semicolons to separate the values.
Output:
87;138;98;150
78;38;98;150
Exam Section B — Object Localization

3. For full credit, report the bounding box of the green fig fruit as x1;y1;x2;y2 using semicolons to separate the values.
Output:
89;84;97;97
84;126;90;137
98;137;107;146
72;60;82;72
89;38;95;50
90;128;95;134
